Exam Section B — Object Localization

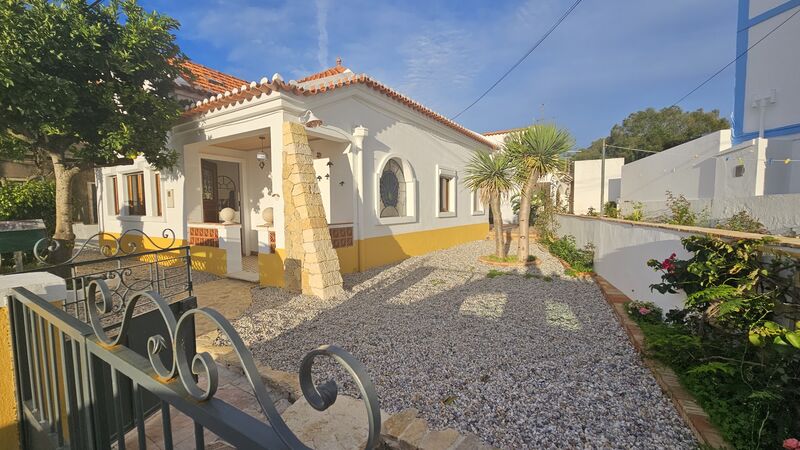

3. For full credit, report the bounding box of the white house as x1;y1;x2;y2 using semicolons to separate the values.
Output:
97;59;493;286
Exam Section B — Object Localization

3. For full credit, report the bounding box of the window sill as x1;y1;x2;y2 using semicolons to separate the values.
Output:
471;211;486;216
377;216;417;226
436;211;456;218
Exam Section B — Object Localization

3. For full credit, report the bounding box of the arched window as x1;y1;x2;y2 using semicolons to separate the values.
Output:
380;159;406;218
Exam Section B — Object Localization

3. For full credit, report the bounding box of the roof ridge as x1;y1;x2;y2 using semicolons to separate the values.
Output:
182;72;496;148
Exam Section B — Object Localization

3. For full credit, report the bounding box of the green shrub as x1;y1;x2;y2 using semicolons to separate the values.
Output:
625;300;663;324
642;236;800;448
603;201;620;218
716;210;767;234
546;235;594;274
0;179;56;232
623;201;644;221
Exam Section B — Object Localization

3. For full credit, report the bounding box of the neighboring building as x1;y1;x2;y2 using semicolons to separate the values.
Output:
570;158;624;215
98;59;493;285
577;0;800;234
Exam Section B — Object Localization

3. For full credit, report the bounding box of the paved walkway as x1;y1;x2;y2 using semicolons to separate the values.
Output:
192;278;255;336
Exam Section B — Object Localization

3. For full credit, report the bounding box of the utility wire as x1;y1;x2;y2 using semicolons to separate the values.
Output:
671;7;800;107
451;0;583;120
605;144;658;154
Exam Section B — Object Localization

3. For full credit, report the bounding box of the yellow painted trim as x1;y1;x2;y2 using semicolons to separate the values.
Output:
0;307;20;450
258;223;488;287
100;233;227;276
359;223;489;269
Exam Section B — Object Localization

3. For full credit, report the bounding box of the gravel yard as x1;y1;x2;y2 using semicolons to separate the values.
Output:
234;240;696;449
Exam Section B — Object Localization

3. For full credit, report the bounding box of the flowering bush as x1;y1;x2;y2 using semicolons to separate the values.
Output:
625;300;663;324
785;438;800;450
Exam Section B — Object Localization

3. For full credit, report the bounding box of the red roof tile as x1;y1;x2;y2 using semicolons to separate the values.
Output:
483;127;526;136
181;60;247;94
182;71;495;149
296;57;349;83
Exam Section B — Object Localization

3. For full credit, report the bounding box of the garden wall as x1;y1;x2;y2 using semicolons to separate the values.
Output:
555;214;800;311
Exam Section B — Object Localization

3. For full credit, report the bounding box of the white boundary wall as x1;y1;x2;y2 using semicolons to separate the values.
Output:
555;214;800;311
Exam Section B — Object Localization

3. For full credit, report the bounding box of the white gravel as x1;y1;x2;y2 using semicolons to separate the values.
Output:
233;240;697;449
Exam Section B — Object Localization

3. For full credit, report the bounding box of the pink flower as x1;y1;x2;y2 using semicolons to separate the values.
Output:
670;253;677;259
784;438;800;450
639;307;651;315
661;259;674;271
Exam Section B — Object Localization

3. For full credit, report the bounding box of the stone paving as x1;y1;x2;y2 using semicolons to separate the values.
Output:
192;277;254;336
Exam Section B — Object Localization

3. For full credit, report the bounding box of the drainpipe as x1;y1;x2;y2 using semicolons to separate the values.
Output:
352;126;368;272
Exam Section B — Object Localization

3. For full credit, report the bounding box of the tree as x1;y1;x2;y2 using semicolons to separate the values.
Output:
0;0;186;259
572;106;730;162
505;124;573;261
464;150;514;258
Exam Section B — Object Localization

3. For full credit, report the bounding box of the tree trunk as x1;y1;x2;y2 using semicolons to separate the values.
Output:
491;193;505;258
51;154;79;263
517;170;538;262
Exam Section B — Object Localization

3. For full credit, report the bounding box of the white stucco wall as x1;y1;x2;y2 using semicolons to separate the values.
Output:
620;130;731;203
304;89;489;241
740;1;800;139
556;213;800;311
571;158;624;215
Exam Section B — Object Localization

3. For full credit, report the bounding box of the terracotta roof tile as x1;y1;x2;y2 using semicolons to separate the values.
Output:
182;72;495;149
181;60;248;94
483;127;526;136
296;57;349;83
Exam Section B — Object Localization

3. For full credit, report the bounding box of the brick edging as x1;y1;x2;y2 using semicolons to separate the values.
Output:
591;274;729;449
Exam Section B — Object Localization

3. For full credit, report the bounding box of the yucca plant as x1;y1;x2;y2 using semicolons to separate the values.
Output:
464;150;514;258
505;124;573;261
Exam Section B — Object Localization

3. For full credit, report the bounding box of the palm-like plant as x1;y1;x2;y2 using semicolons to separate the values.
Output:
505;124;574;261
464;150;514;258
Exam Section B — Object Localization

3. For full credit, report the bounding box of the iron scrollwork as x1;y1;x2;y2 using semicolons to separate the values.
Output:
33;228;178;265
86;279;382;449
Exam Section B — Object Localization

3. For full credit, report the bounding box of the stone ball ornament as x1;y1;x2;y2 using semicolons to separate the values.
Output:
262;207;274;226
220;207;237;224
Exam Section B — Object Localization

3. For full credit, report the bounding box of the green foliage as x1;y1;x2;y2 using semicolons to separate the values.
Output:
636;318;800;449
486;269;512;279
545;235;594;274
641;234;800;447
623;201;644;221
572;106;730;163
510;192;537;223
717;210;768;234
647;235;798;342
586;207;599;217
504;124;573;185
532;190;559;242
464;151;514;206
663;191;701;226
0;0;187;169
0;179;56;231
625;300;663;324
603;201;619;218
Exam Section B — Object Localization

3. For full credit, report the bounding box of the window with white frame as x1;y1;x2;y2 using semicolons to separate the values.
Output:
107;176;120;216
379;158;408;218
471;189;485;215
437;167;456;217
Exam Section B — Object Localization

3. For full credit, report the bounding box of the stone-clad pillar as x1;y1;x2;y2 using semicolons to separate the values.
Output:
282;122;344;299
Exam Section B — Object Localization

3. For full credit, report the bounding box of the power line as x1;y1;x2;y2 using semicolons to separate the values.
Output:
671;7;800;107
605;144;658;154
451;0;584;120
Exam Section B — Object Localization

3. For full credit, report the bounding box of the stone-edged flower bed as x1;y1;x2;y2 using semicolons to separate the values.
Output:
478;254;537;268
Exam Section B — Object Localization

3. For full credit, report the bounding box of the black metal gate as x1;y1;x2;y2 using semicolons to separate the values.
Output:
6;229;381;449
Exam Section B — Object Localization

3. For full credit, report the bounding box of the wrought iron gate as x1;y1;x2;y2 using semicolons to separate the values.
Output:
6;229;381;449
7;282;381;449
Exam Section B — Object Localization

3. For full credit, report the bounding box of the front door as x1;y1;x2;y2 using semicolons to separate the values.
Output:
201;160;219;223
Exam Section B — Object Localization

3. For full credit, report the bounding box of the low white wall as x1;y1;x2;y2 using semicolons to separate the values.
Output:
555;214;800;312
556;214;689;311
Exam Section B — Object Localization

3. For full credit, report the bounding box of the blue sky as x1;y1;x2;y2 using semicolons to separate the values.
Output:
140;0;738;148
